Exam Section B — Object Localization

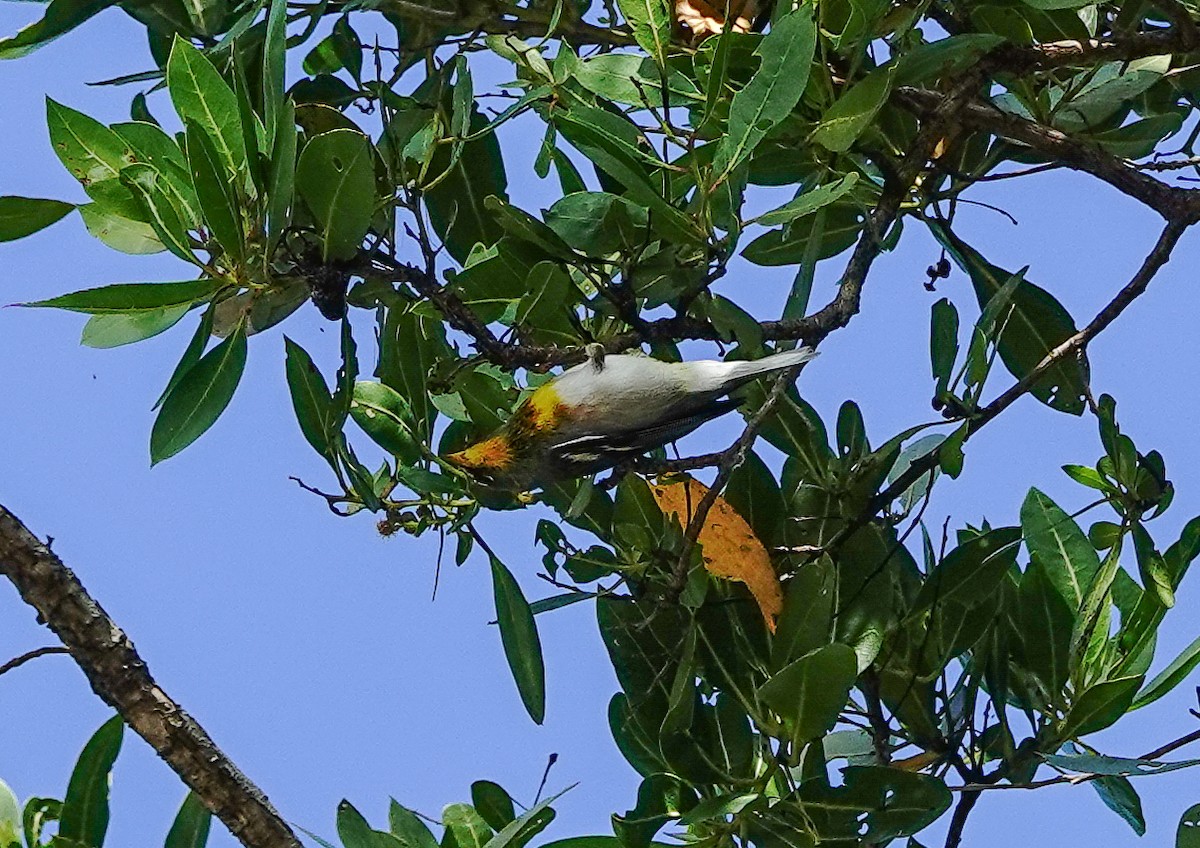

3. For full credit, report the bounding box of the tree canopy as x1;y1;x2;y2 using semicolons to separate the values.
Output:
3;0;1200;846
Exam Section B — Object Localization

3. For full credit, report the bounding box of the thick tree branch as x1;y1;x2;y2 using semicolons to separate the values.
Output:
0;506;302;848
896;87;1200;221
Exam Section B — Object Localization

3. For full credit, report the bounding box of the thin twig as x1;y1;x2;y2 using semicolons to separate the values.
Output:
0;645;70;677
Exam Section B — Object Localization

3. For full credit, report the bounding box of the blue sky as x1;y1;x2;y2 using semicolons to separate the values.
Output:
1;6;1199;846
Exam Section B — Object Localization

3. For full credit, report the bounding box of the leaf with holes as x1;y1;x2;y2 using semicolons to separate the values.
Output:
296;129;375;261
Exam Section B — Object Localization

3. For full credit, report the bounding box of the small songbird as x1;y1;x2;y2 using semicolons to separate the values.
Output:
446;346;818;489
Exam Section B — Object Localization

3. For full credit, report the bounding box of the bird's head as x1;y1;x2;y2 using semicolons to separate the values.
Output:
445;435;515;483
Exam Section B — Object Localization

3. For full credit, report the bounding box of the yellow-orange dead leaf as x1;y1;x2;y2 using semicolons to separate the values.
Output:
650;476;783;632
675;0;760;39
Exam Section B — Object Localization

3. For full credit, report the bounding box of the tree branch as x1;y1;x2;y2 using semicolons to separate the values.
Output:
896;87;1200;222
875;217;1187;510
0;505;302;848
0;645;69;677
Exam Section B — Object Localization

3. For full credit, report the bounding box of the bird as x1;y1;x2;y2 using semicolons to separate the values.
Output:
446;346;818;489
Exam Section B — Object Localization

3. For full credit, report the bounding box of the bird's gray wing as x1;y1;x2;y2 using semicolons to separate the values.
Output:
544;397;743;475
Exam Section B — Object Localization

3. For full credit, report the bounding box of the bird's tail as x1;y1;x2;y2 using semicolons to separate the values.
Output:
717;346;818;391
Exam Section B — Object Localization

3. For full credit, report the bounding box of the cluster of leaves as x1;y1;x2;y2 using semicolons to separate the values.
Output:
0;715;604;848
5;0;1200;842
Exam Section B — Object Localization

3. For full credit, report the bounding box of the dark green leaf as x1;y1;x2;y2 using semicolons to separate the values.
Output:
284;336;335;458
491;556;546;724
389;800;439;848
752;174;860;227
1021;488;1100;610
266;97;297;255
758;643;857;745
165;793;212;848
26;279;220;314
714;9;818;176
932;222;1089;414
296;129;375;262
0;0;115;59
812;66;895;152
1061;675;1143;738
425;110;508;263
185;123;244;261
930;297;959;394
1178;803;1200;848
59;715;123;848
1132;631;1200;710
0;196;74;241
151;321;247;463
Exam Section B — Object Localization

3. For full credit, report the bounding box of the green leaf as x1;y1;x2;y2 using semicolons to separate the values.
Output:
0;196;74;241
22;797;60;848
26;279;221;313
1054;56;1170;132
165;793;212;848
930;297;959;394
443;805;493;848
752;174;860;227
1132;631;1200;710
46;98;134;186
553;110;699;245
911;526;1021;614
296;129;375;262
78;201;164;254
156;309;214;409
1043;751;1200;777
572;54;701;107
895;34;1005;85
757;643;857;745
483;197;576;261
389;801;439;848
262;0;287;144
616;0;671;65
167;36;246;175
82;306;191;348
812;66;895;152
266;97;297;255
1021;488;1101;610
120;164;198;264
284;336;335;459
714;9;818;176
59;715;123;848
1061;675;1143;738
0;780;19;847
932;222;1089;414
491;556;546;724
1017;556;1075;707
351;381;420;464
516;262;573;335
425;109;508;263
151;322;248;463
479;787;568;848
338;800;404;848
0;0;116;59
470;782;515;831
543;191;648;257
1179;803;1200;848
742;202;866;266
185;123;244;261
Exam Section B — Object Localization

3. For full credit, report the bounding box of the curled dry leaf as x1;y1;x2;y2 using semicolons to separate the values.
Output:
675;0;760;39
650;475;784;631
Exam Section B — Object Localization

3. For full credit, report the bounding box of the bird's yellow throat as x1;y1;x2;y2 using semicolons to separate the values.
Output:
446;383;566;474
